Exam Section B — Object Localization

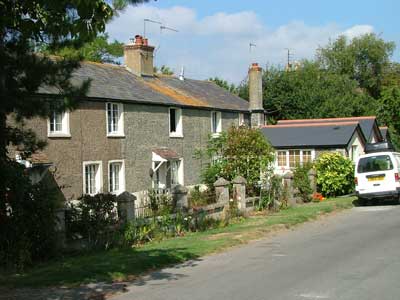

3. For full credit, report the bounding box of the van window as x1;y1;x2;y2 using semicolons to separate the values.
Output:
357;155;393;173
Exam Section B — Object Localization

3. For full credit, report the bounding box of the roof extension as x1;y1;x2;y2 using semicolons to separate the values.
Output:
277;116;382;142
38;61;250;112
261;123;365;149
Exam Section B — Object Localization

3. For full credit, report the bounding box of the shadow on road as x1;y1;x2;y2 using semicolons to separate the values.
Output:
1;247;203;300
352;198;400;207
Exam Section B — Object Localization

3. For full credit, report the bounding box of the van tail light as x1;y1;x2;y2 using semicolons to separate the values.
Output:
395;173;399;182
354;177;358;186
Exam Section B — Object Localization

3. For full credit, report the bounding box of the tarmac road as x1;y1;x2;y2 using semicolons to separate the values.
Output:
113;204;400;300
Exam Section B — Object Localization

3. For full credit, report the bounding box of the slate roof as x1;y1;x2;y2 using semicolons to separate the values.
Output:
261;122;365;149
277;116;382;142
38;61;250;112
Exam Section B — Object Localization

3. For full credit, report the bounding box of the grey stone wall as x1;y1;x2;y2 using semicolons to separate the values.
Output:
25;101;124;200
25;100;242;200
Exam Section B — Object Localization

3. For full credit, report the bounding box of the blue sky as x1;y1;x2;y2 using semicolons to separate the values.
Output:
107;0;399;83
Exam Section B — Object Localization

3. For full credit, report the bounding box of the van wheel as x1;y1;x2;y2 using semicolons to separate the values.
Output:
357;198;366;206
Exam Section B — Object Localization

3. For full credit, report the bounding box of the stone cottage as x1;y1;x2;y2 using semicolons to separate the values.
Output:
22;35;265;200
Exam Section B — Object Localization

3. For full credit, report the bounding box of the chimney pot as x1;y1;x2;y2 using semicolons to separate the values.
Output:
143;38;148;46
135;35;143;45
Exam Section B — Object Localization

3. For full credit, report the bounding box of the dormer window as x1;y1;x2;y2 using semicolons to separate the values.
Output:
106;102;124;137
169;108;183;137
48;111;70;137
211;111;222;136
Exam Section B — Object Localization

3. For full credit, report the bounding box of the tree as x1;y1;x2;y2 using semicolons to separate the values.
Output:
263;61;372;121
0;0;151;268
377;86;400;148
199;126;275;195
209;77;237;94
40;33;124;64
317;34;395;99
153;65;175;75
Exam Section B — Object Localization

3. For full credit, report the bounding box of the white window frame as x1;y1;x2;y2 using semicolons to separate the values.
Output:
211;111;222;136
108;160;125;195
106;102;124;137
83;161;103;195
48;111;70;137
275;149;315;169
169;107;183;137
238;113;245;126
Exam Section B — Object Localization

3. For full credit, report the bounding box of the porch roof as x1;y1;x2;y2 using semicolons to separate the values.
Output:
152;148;181;160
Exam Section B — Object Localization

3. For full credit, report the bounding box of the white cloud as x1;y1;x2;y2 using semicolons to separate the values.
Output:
107;6;374;84
342;25;374;39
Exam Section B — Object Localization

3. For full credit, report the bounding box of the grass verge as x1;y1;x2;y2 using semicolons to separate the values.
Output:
0;196;355;288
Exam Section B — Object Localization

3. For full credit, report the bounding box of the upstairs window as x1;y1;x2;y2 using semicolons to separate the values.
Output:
211;111;222;135
48;111;70;137
169;108;183;137
109;160;125;194
83;161;102;195
106;102;124;136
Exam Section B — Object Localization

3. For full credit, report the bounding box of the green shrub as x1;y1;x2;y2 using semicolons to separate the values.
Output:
198;126;275;195
315;152;354;197
0;162;59;270
258;175;286;210
188;186;215;207
293;162;313;202
66;193;118;249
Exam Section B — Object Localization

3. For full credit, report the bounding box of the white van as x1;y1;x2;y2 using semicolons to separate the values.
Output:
355;144;400;204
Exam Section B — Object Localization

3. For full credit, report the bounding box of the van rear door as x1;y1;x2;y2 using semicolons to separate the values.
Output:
356;154;396;195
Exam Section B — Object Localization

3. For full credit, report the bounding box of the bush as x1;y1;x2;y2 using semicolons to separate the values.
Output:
315;152;354;197
259;175;287;210
198;126;275;195
188;186;215;207
122;210;222;246
66;193;118;250
293;162;313;202
0;162;59;270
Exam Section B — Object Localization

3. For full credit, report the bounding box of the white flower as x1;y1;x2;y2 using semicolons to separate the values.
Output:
229;198;234;202
184;217;188;221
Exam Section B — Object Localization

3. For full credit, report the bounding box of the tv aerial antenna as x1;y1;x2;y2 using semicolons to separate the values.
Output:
143;18;162;38
160;25;179;33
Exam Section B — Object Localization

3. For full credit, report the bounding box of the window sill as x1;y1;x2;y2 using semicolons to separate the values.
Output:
211;132;221;138
169;133;184;138
107;133;125;138
48;133;71;138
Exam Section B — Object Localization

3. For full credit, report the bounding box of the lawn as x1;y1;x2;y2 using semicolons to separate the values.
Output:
0;196;355;288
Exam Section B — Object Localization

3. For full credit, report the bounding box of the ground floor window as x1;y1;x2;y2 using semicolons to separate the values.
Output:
83;161;102;195
109;160;125;194
276;150;314;168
